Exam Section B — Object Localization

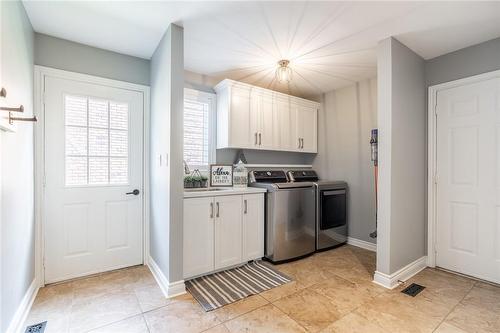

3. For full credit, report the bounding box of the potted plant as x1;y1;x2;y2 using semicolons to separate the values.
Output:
184;175;195;188
200;175;208;188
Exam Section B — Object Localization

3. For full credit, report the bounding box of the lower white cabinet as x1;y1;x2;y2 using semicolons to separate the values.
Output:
183;193;264;279
214;195;242;270
242;194;264;261
183;197;215;279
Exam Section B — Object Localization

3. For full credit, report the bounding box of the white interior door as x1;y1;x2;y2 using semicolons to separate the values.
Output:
44;75;144;283
436;76;500;284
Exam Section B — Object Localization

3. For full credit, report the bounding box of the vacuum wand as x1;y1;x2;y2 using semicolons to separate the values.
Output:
369;129;378;239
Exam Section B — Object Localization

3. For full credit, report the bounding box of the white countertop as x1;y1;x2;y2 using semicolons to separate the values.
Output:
184;186;266;198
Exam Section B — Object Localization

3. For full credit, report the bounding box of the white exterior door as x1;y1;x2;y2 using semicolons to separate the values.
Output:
183;197;215;279
436;77;500;284
44;75;144;283
214;195;242;270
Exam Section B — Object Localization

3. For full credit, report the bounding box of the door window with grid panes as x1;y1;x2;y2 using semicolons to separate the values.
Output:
65;95;129;186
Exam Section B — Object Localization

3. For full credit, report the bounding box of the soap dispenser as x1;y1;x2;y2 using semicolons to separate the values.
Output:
233;159;248;188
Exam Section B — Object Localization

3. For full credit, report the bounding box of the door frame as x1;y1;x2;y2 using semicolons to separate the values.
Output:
34;65;151;287
427;69;500;268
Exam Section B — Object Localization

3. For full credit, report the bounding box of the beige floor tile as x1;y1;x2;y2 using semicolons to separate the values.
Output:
396;268;475;304
88;314;149;333
69;290;142;333
25;283;75;333
224;304;306;333
25;253;496;333
355;291;452;333
278;261;338;288
328;264;375;284
25;316;70;333
202;324;231;333
259;280;307;302
460;282;500;313
445;302;500;333
272;288;341;333
309;275;382;315
144;293;221;333
212;294;269;322
71;267;149;303
319;312;385;333
434;322;469;333
134;283;170;312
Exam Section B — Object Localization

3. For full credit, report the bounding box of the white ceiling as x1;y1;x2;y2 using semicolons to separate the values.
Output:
23;1;500;98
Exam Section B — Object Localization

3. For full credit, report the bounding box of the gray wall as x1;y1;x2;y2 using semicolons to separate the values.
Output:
150;24;184;283
426;37;500;87
313;78;378;244
1;1;35;331
185;70;218;94
34;33;150;85
376;37;426;275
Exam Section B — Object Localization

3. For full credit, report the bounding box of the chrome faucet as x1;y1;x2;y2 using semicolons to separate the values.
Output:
183;160;191;175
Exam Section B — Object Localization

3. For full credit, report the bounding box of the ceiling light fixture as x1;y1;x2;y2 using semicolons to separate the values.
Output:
276;59;292;83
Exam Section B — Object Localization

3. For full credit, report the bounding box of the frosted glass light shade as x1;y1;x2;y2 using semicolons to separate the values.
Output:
276;60;292;83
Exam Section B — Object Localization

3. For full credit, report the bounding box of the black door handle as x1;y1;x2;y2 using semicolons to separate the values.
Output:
126;189;140;196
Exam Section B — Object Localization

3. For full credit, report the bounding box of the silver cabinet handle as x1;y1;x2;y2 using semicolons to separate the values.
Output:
258;133;262;145
210;202;214;218
301;138;304;148
298;138;301;148
216;202;220;218
244;199;247;214
254;132;258;145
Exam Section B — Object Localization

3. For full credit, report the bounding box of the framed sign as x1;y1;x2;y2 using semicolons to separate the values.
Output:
210;164;233;187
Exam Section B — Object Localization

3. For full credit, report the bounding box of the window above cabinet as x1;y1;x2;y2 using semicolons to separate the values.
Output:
183;88;216;171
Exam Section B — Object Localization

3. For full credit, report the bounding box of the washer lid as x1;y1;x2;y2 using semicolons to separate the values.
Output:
288;170;319;182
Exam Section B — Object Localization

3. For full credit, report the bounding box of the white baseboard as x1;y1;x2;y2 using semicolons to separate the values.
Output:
147;256;186;298
6;278;39;333
373;256;427;289
347;237;377;252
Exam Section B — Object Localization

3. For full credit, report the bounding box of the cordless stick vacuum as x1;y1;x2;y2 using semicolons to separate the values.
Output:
369;129;378;239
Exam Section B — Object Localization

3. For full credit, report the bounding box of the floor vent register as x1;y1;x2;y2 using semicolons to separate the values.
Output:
24;321;47;333
401;283;425;297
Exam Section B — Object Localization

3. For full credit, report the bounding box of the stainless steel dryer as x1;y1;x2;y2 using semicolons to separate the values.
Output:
249;170;316;263
288;170;348;251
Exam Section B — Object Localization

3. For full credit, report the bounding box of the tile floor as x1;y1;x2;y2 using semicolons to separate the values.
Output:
25;245;500;333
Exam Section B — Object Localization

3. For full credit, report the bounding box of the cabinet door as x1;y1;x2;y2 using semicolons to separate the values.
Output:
276;99;298;151
249;91;261;148
297;105;317;152
214;195;243;270
242;194;264;261
183;197;215;279
259;94;278;149
229;87;254;148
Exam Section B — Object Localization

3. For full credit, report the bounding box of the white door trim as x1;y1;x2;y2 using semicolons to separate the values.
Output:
427;68;500;268
34;65;150;287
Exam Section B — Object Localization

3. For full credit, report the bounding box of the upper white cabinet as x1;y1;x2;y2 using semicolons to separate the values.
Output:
296;104;318;153
215;79;319;153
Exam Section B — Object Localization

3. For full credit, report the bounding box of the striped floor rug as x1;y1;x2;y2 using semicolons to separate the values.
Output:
185;260;292;311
